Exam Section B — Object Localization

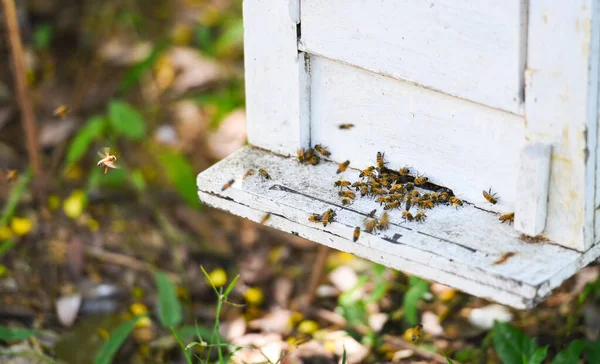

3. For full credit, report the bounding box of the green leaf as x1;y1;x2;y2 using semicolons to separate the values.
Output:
587;340;600;363
443;353;455;364
119;41;168;93
552;340;587;364
0;325;38;342
94;316;143;364
33;24;53;50
493;322;540;364
0;168;32;227
108;101;146;140
171;327;192;364
403;277;429;325
366;280;388;304
155;272;183;328
0;240;16;258
528;346;549;364
214;18;244;57
223;274;240;299
156;149;201;209
66;116;107;165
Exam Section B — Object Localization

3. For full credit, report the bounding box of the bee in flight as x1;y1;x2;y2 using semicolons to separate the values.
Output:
221;178;235;191
336;160;350;174
338;123;354;130
260;213;271;224
314;144;331;157
483;188;499;204
52;105;71;118
353;227;360;242
6;169;17;182
97;147;119;174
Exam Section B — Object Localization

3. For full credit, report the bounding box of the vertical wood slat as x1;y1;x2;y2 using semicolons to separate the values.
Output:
243;0;310;156
525;0;600;250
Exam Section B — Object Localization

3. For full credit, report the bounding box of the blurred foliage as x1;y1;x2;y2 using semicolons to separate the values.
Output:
94;316;144;364
108;100;146;140
403;276;429;326
155;272;183;328
0;325;39;342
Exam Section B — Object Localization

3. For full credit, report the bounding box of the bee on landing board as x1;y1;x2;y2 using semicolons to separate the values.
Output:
314;144;331;157
52;105;71;118
353;227;360;242
297;149;306;164
415;211;427;222
221;178;235;191
376;152;386;170
339;123;354;130
398;166;411;176
499;212;515;225
402;211;414;222
243;169;255;179
364;218;377;233
336;160;350;174
414;174;428;186
483;188;499;204
97;147;119;174
378;212;389;230
321;209;336;226
258;168;272;180
334;180;352;190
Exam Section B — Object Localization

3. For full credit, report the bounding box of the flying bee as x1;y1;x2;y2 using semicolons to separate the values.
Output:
243;168;255;179
339;190;356;199
404;182;414;191
221;178;235;191
360;184;369;197
297;149;306;164
418;199;434;209
376;152;386;170
411;324;423;342
483;188;499;204
353;227;360;242
399;166;411;176
415;211;427;222
414;174;428;186
336;160;350;174
378;212;390;230
449;196;463;208
499;212;515;225
6;169;17;182
334;180;352;189
260;213;271;224
52;105;71;118
359;166;375;179
97;147;119;174
402;211;414;222
341;197;352;206
258;168;272;180
390;184;404;193
339;123;355;130
314;144;331;157
322;209;336;226
384;201;401;211
364;218;378;233
308;213;322;223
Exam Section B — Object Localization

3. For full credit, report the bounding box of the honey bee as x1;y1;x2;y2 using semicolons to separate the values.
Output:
369;181;382;189
308;154;320;165
334;180;352;189
341;197;352;206
415;211;427;222
376;152;386;170
378;212;390;230
297;149;306;164
439;191;450;203
499;212;515;225
404;182;414;191
402;211;414;222
339;123;355;130
221;178;235;191
353;227;360;242
359;166;375;179
375;196;388;206
243;168;255;179
322;209;336;226
404;199;412;211
339;190;356;199
364;218;378;233
411;324;423;342
399;166;411;176
430;192;439;203
258;168;272;180
391;193;404;201
308;213;322;223
384;201;401;210
367;209;377;218
97;147;119;174
410;190;420;198
336;160;350;174
418;199;434;209
390;184;404;193
260;213;271;224
493;251;516;265
414;174;428;186
449;196;463;209
52;105;71;118
352;181;363;190
483;188;499;204
314;144;331;157
360;184;369;197
6;169;17;182
370;187;383;196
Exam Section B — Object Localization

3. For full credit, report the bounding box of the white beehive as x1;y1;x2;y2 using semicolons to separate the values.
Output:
197;0;600;309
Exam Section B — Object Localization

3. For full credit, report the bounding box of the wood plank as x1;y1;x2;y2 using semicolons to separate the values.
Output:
308;56;524;212
197;147;600;309
243;0;310;155
299;0;527;114
525;0;600;251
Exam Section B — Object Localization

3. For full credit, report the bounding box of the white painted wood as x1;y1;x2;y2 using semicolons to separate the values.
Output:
197;147;600;309
514;144;552;236
243;0;310;155
309;55;522;212
525;0;600;251
299;0;527;115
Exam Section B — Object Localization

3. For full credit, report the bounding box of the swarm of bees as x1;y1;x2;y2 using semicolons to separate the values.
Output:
297;145;331;166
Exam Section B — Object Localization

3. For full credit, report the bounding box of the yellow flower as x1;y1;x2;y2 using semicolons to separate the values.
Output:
10;217;33;236
243;287;264;306
63;190;87;219
208;268;227;288
0;226;14;240
135;317;152;328
47;195;61;211
297;320;320;335
130;303;149;316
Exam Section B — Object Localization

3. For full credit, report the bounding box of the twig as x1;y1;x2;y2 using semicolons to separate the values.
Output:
306;245;329;304
1;0;41;177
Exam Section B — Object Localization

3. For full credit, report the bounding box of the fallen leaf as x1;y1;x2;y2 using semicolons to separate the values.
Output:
249;307;293;334
56;294;82;327
468;304;513;330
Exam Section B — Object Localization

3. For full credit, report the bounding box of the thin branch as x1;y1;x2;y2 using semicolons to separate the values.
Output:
2;0;41;176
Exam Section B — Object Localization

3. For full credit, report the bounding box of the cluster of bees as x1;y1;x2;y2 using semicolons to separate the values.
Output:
296;145;331;166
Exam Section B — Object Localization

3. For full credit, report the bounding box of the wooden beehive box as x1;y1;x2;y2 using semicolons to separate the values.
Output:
197;0;600;309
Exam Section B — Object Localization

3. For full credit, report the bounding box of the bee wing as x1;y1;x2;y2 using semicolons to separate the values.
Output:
97;147;111;158
104;161;120;169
